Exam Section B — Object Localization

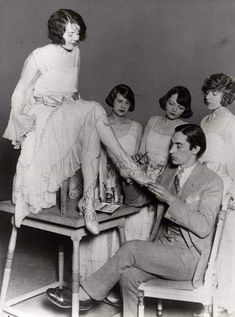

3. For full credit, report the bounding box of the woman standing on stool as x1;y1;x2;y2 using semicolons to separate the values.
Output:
3;9;153;235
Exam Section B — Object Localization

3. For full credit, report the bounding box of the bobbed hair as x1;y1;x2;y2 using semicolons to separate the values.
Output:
105;84;135;112
175;124;206;159
201;73;235;107
48;9;87;45
159;86;193;119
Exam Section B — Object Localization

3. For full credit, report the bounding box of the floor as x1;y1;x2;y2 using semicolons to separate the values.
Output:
0;211;234;317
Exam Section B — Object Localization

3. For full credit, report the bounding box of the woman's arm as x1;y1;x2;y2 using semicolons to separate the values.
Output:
3;53;40;146
139;116;155;154
135;122;143;153
11;53;40;112
73;47;81;100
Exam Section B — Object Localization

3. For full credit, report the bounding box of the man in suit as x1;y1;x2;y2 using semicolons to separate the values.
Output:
47;123;223;317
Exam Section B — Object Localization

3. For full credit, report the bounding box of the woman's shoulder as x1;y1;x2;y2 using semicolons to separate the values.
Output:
145;115;161;126
32;44;54;55
130;119;142;130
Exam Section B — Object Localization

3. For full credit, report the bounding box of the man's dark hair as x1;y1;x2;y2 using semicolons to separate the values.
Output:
175;124;206;158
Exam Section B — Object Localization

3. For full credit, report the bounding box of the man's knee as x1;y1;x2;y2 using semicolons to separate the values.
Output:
120;268;140;291
118;240;142;256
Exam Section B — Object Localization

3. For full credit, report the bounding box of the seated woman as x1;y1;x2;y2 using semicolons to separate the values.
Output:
80;84;144;278
194;73;235;317
3;9;153;236
123;86;193;242
139;86;193;180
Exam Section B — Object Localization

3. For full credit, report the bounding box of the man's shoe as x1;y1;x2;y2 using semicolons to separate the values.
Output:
103;291;122;308
46;286;93;311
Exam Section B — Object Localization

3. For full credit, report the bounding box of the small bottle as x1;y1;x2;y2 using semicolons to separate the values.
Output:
106;186;113;203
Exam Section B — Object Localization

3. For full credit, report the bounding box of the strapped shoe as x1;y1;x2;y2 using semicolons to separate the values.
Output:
78;199;100;235
46;286;93;311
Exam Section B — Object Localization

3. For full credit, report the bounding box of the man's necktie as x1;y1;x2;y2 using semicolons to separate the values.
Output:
174;169;184;193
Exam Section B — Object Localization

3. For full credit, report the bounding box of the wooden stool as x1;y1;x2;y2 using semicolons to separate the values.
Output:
0;200;140;317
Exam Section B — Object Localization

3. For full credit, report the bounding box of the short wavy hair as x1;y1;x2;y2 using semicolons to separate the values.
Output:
105;84;135;112
201;73;235;107
159;86;193;119
48;9;87;45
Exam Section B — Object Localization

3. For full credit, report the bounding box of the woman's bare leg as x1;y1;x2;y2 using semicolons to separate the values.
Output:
69;170;83;200
79;126;101;235
95;116;154;186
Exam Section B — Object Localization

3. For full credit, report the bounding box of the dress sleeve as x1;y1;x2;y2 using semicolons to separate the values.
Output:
3;52;40;147
225;119;235;196
134;122;143;153
139;116;156;154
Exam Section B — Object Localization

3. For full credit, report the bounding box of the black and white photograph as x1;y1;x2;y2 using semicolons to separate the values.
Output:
0;1;235;316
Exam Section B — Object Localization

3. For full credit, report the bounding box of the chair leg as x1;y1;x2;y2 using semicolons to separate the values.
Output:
58;244;64;287
0;224;18;306
60;179;69;214
71;239;80;317
157;299;163;316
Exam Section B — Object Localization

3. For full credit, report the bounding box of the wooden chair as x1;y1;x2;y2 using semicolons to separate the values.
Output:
137;208;226;317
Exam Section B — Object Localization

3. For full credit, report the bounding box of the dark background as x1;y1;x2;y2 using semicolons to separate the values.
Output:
1;0;235;199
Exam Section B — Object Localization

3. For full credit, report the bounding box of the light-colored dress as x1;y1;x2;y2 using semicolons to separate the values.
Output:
3;44;106;226
140;115;186;180
200;108;235;313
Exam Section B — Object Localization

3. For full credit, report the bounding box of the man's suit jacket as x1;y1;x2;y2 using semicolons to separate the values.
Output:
149;161;223;288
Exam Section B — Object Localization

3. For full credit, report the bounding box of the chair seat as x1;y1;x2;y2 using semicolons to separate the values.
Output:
139;278;194;290
138;278;211;303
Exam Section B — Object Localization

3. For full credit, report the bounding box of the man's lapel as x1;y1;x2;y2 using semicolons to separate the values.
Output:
149;166;177;241
178;162;204;199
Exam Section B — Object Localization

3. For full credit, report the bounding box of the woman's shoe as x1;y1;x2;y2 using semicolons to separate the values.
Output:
120;166;155;187
78;199;100;235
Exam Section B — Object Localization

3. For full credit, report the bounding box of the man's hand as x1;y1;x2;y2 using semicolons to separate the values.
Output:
147;182;176;204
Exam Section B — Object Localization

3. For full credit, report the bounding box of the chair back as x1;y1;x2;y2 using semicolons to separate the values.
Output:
203;208;226;289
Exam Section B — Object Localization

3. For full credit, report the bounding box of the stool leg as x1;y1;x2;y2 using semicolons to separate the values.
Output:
157;300;163;316
71;239;80;317
0;224;17;306
58;244;64;287
61;179;69;214
118;220;126;245
138;290;145;317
